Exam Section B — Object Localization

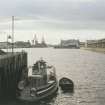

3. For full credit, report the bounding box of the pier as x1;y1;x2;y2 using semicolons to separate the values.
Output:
0;51;27;99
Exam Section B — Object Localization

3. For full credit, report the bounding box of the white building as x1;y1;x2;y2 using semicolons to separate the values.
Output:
60;39;80;48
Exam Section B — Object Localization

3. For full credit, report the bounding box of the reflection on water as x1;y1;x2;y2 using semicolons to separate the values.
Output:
1;48;105;105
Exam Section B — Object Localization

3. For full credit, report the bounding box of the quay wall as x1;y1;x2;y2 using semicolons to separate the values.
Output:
82;47;105;54
0;52;27;99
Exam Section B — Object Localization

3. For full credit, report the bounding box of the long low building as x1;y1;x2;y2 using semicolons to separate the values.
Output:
0;42;12;49
54;39;80;49
0;41;31;49
85;39;105;48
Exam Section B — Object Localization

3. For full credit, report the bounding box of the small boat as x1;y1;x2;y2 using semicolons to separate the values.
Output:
59;77;74;92
17;59;58;102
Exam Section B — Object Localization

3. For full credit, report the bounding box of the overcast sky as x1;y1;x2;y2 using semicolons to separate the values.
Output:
0;0;105;44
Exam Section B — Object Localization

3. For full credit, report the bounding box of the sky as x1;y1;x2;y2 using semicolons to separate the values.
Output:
0;0;105;44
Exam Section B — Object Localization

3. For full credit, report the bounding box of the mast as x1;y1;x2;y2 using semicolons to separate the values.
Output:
12;16;14;54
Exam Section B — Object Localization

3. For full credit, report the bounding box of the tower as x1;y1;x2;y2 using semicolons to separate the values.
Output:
41;36;45;45
41;36;47;47
34;34;38;45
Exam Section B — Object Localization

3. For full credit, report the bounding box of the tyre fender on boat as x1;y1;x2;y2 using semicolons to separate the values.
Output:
30;88;37;97
18;81;25;90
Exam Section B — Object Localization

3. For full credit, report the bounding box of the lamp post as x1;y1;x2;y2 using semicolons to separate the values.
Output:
7;35;12;53
12;16;14;54
7;35;8;53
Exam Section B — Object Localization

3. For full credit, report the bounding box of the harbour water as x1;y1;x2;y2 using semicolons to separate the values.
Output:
2;48;105;105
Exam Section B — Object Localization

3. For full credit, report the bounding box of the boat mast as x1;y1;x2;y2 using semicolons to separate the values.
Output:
12;16;14;54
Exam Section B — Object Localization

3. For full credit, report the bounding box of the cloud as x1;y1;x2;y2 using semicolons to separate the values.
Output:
0;0;105;43
0;0;104;21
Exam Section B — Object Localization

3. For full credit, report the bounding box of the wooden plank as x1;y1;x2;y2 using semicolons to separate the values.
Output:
0;52;27;99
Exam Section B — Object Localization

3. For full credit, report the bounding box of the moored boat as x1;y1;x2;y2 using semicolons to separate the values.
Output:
17;59;58;102
59;77;74;92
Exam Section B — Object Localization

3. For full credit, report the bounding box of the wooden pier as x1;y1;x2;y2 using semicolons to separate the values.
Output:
0;51;27;99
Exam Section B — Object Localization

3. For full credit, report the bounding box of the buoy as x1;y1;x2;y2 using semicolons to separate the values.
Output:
59;77;74;92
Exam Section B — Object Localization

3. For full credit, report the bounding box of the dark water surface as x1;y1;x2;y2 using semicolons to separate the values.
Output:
1;48;105;105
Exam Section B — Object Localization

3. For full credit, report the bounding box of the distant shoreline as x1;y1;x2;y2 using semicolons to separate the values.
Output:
81;47;105;54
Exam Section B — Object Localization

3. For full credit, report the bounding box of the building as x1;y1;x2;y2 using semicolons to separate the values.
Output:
0;41;31;49
34;34;39;45
54;39;80;49
32;34;47;48
80;42;85;47
85;39;105;48
98;39;105;48
60;39;80;48
0;42;12;49
14;41;31;48
85;40;98;48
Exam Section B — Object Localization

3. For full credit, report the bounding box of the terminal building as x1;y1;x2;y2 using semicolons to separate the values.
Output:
60;39;80;48
54;39;80;49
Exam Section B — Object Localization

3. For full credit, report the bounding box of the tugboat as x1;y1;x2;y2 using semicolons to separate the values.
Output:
17;59;58;102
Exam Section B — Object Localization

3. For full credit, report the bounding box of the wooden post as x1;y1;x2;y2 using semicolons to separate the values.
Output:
0;52;27;99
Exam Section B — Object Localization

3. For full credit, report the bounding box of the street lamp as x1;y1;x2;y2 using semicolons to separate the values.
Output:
12;16;14;54
7;35;12;53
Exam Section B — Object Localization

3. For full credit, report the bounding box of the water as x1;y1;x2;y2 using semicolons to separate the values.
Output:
2;48;105;105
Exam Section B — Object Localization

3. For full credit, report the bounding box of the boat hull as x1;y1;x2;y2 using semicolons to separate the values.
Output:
59;77;74;92
59;84;74;92
17;82;58;102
